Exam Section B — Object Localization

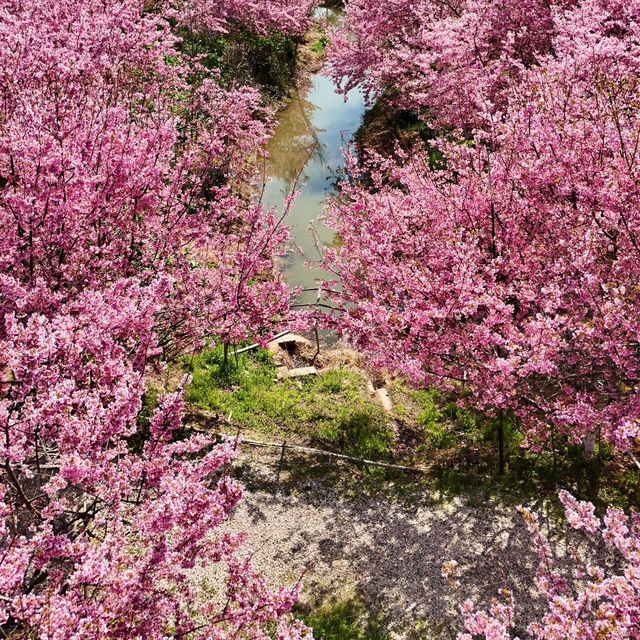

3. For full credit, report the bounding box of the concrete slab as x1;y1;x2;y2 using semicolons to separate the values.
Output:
276;366;290;380
376;387;393;413
287;366;318;378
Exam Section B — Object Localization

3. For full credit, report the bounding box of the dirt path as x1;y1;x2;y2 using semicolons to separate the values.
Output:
197;451;558;639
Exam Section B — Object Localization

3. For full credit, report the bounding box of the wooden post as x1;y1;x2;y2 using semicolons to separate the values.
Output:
276;440;287;483
311;325;321;365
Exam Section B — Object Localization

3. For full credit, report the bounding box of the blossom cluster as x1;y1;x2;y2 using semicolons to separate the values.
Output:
454;492;640;639
178;0;318;36
327;0;569;132
324;0;640;453
0;0;313;637
326;0;640;636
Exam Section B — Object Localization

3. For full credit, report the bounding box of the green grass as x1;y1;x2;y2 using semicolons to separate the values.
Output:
388;385;640;512
295;595;389;640
310;28;329;53
182;345;640;513
183;344;393;460
294;592;457;640
414;389;475;449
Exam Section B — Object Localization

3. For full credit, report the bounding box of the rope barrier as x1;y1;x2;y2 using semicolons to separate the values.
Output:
192;426;428;473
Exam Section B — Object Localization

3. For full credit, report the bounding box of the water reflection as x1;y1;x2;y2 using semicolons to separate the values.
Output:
262;70;365;308
312;6;343;28
264;89;325;194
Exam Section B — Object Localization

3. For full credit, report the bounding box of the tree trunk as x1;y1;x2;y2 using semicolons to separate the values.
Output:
498;409;505;475
582;432;596;457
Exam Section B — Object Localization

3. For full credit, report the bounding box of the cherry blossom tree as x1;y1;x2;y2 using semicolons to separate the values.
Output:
327;0;573;132
178;0;318;37
447;492;640;640
0;0;294;353
0;276;308;638
0;0;314;636
322;0;640;455
326;0;640;635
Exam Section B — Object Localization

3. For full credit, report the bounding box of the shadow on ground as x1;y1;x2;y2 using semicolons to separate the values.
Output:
200;449;560;639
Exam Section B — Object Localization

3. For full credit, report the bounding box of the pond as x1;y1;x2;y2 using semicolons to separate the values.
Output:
261;9;365;317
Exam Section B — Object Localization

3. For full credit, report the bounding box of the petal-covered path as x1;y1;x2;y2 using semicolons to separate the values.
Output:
197;452;569;639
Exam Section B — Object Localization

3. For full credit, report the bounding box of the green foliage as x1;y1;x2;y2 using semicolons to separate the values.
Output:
355;100;446;169
184;349;639;512
177;25;298;98
321;405;392;460
317;368;345;393
415;389;456;449
407;390;599;504
413;389;478;449
176;28;229;74
415;423;640;511
238;30;298;97
311;28;329;52
184;348;392;459
295;596;389;640
394;109;439;145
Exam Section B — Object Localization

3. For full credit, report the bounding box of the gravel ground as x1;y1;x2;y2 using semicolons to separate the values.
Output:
194;449;562;639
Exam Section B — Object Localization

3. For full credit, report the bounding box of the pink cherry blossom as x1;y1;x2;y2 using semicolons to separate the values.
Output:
455;495;640;640
1;0;313;637
323;0;640;453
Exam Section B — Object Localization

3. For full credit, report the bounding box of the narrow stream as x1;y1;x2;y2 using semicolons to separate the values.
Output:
261;8;365;317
